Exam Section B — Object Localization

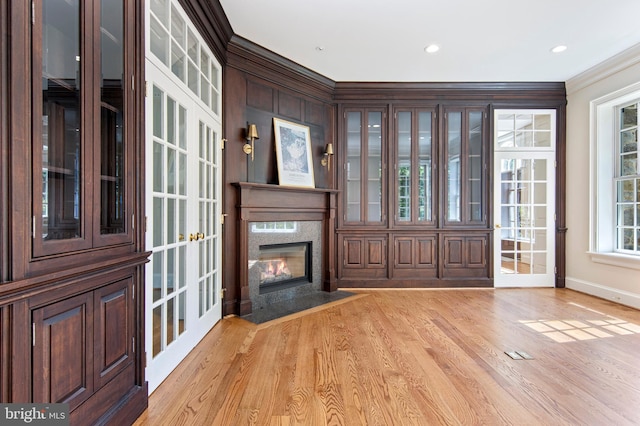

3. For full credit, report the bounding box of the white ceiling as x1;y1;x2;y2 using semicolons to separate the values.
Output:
219;0;640;82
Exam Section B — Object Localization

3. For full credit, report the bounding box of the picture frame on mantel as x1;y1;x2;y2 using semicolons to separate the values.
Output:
273;118;315;188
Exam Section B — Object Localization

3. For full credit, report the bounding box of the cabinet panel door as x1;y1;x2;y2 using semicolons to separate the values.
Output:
94;278;134;388
344;238;363;267
392;236;437;278
33;293;94;410
340;235;387;278
442;235;488;278
365;238;385;268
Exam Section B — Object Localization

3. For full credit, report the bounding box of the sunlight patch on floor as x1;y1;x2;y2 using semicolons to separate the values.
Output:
519;317;640;343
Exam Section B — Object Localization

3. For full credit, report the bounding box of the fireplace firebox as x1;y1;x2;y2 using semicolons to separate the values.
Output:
258;242;312;293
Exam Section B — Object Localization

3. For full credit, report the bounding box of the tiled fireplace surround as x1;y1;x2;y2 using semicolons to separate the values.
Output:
234;183;338;316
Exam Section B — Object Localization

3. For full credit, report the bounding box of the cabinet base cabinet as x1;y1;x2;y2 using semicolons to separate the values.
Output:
441;234;489;279
337;232;492;287
20;269;147;425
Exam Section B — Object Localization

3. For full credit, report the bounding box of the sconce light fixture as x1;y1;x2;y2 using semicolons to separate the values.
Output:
321;143;334;171
243;123;259;161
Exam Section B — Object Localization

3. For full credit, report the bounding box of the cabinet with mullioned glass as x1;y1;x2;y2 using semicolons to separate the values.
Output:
338;108;388;277
3;0;147;423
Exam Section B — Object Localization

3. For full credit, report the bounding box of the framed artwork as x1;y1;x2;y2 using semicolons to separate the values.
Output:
273;118;315;188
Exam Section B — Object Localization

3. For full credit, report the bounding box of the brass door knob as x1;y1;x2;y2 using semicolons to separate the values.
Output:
197;232;205;240
189;233;197;241
495;224;501;228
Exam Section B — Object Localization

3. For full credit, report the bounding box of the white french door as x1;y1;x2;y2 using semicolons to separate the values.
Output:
145;0;223;393
493;111;556;288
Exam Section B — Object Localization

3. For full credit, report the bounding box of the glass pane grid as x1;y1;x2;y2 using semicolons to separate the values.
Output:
616;102;639;253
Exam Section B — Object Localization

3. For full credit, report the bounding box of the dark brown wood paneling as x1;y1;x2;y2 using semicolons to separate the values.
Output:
395;238;413;266
305;100;325;126
94;278;133;388
366;239;384;266
33;292;94;410
247;80;274;112
446;238;464;266
0;306;6;402
0;0;7;284
278;92;302;121
345;239;362;267
468;238;486;266
442;234;489;279
417;238;436;267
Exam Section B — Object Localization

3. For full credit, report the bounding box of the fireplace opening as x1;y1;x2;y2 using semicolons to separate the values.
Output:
258;241;312;293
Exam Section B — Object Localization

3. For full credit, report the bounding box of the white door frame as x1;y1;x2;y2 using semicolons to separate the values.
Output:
493;110;556;288
144;0;223;393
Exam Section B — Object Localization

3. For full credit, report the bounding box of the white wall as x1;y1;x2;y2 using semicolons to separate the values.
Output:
565;44;640;310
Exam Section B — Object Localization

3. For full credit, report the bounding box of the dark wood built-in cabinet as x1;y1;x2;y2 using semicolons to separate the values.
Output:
337;102;493;287
2;1;147;424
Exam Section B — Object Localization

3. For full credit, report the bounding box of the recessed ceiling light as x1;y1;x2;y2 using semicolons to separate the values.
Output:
551;45;567;53
315;46;325;52
424;44;440;54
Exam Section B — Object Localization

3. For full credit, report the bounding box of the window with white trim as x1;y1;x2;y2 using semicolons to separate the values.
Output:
616;102;639;254
590;83;640;268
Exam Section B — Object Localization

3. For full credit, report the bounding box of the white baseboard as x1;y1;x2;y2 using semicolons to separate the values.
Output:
566;277;640;310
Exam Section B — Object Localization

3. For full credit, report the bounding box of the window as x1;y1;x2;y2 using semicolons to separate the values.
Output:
251;222;298;233
590;83;640;269
616;102;639;253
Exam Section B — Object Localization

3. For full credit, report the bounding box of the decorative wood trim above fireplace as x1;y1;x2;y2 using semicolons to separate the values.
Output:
233;183;339;315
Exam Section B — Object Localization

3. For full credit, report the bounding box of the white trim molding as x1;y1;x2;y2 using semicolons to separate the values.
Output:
567;277;640;310
567;43;640;94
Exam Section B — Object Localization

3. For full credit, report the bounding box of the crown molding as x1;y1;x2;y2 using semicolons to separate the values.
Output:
566;43;640;95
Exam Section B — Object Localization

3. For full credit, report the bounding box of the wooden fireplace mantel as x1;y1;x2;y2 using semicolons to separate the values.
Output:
233;183;339;315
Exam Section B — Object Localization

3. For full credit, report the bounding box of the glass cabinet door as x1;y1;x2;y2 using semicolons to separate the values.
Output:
344;109;385;225
395;108;435;225
32;0;132;257
444;107;487;226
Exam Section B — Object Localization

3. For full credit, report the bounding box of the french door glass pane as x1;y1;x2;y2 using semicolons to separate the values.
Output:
41;0;81;241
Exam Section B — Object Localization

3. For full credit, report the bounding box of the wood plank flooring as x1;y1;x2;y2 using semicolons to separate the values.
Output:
133;289;640;425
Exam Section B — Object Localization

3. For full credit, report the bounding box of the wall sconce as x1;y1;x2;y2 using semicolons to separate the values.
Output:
243;123;259;161
321;143;334;171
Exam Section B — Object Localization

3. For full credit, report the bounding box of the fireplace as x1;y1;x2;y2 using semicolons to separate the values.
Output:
248;220;322;311
234;182;338;316
258;242;312;293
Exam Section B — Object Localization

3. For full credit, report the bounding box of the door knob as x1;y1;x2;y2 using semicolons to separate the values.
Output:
189;233;198;241
178;233;185;241
495;224;501;228
197;232;205;240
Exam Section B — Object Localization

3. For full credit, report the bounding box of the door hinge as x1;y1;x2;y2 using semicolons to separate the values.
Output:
554;267;558;274
221;288;226;300
144;81;148;97
221;138;226;150
221;213;228;225
144;216;148;232
32;323;36;346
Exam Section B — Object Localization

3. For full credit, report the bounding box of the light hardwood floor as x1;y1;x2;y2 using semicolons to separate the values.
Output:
133;288;640;425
